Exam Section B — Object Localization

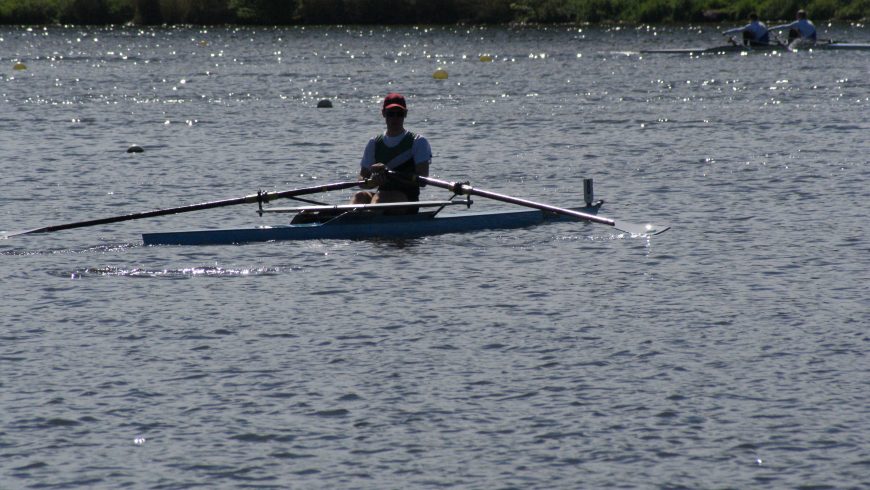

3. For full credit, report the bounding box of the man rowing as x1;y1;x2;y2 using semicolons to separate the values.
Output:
769;10;817;44
352;92;432;213
723;13;770;46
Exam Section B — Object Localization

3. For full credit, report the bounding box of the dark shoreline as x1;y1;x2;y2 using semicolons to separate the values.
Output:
2;0;868;26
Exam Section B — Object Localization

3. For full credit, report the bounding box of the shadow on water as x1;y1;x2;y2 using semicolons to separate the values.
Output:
365;237;427;249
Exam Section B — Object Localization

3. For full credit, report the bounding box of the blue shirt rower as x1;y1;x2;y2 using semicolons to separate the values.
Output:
353;93;432;212
723;14;770;46
769;10;817;43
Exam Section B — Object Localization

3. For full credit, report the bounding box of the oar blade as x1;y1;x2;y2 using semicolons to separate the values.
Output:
613;220;671;236
2;229;39;239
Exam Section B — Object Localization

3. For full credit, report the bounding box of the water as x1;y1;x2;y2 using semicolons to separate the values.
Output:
2;24;869;488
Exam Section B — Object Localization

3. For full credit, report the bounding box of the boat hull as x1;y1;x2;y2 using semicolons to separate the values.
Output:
639;41;870;54
815;43;870;50
142;204;602;246
640;44;783;54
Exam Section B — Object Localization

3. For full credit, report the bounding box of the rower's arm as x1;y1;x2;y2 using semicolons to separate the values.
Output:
416;160;430;186
358;138;378;187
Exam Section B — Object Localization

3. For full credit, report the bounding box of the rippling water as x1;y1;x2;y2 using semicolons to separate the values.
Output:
2;24;869;488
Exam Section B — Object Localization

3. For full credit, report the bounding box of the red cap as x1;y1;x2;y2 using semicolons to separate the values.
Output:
382;93;407;111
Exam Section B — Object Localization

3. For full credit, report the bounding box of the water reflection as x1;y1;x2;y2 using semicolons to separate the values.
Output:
65;264;286;278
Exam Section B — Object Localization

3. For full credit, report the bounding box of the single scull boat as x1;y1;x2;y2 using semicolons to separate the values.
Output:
142;198;604;245
3;176;670;245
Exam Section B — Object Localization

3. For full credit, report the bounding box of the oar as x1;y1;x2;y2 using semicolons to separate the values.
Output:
400;172;670;236
2;180;363;238
770;31;789;49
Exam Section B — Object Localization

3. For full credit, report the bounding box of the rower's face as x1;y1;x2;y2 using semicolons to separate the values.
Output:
383;109;406;129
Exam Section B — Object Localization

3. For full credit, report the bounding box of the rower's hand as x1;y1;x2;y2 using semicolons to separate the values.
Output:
368;163;387;187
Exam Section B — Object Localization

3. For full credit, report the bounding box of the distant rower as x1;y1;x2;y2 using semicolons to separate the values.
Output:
769;10;817;43
723;13;770;46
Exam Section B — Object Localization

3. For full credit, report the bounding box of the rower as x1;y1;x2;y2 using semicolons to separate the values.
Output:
353;92;432;214
769;10;817;44
722;13;770;46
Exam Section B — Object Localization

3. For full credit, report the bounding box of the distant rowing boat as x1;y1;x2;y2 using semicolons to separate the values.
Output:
638;39;870;54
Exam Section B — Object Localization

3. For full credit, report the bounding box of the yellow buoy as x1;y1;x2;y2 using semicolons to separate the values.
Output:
433;68;448;80
13;62;27;71
479;54;493;62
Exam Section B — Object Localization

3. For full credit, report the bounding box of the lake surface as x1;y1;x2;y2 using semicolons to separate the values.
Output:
1;23;869;489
